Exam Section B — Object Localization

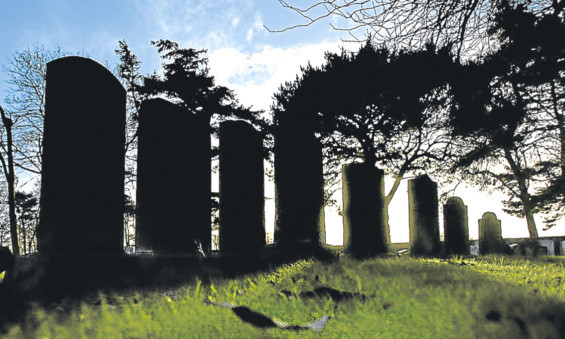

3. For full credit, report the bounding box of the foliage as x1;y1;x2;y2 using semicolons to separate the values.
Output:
270;0;562;59
273;42;456;241
446;0;565;234
4;256;565;337
14;191;38;254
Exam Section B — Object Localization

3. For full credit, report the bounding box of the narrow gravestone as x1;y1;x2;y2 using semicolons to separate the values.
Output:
478;212;504;255
443;197;470;255
38;56;125;256
408;174;441;256
342;163;388;257
539;239;555;255
561;241;565;256
219;120;265;253
136;98;211;255
274;113;325;248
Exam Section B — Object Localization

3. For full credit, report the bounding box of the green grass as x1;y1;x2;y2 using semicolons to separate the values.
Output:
4;255;565;338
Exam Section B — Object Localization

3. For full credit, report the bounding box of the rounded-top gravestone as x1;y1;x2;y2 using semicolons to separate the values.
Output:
443;196;469;255
478;212;504;255
38;56;126;257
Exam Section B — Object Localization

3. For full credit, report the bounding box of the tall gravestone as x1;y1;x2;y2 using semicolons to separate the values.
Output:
443;197;470;255
408;174;441;256
136;98;211;254
342;163;388;257
219;120;265;253
274;113;325;247
478;212;504;255
38;56;126;256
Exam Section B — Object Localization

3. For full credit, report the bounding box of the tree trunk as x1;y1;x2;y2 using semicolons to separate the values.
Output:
504;148;539;239
383;167;408;245
0;106;19;255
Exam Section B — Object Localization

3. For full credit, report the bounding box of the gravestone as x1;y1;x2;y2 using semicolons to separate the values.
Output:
539;239;555;255
408;174;441;256
136;98;211;254
478;212;504;255
470;241;479;256
342;163;387;257
561;241;565;256
274;113;325;248
443;197;470;255
38;56;125;256
219;120;265;253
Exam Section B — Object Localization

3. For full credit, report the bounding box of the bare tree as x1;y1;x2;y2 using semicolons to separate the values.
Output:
0;105;20;254
267;0;561;58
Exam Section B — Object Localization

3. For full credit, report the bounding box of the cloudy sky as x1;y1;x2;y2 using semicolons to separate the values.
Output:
0;0;563;244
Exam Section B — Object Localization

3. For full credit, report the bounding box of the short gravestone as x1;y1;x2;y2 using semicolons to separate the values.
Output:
408;175;441;256
443;197;470;255
136;98;211;254
539;239;555;255
274;113;325;247
478;212;504;255
219;120;265;253
560;241;565;256
342;163;388;257
38;56;125;256
470;241;479;256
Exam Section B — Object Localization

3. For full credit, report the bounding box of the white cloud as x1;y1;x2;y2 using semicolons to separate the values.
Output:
208;41;356;111
246;29;254;42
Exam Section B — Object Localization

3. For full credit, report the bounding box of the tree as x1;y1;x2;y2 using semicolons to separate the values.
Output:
116;40;267;252
268;0;562;59
15;191;38;254
446;1;565;237
273;41;456;242
0;105;20;255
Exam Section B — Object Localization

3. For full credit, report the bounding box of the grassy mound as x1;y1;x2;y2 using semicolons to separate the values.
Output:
3;255;565;338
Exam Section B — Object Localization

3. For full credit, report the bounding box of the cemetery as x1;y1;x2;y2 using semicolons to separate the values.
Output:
0;53;564;336
0;1;564;336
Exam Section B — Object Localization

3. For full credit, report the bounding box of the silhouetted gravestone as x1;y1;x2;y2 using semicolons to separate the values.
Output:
539;239;554;255
37;56;125;256
342;163;387;257
274;113;325;248
136;98;211;254
443;197;470;255
219;120;265;253
478;212;504;255
408;174;441;256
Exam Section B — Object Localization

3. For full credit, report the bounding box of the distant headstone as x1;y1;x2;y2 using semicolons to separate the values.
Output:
274;113;325;247
470;241;479;256
342;163;387;257
136;98;211;254
408;175;441;256
561;241;565;256
443;197;469;255
478;212;504;255
38;56;125;256
539;239;555;255
219;120;265;253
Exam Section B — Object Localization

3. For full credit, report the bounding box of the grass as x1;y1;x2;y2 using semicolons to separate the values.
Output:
3;254;565;338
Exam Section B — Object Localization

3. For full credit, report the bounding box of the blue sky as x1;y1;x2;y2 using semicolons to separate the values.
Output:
0;0;563;243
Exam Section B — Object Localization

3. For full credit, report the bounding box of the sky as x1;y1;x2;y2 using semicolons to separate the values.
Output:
0;0;563;245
